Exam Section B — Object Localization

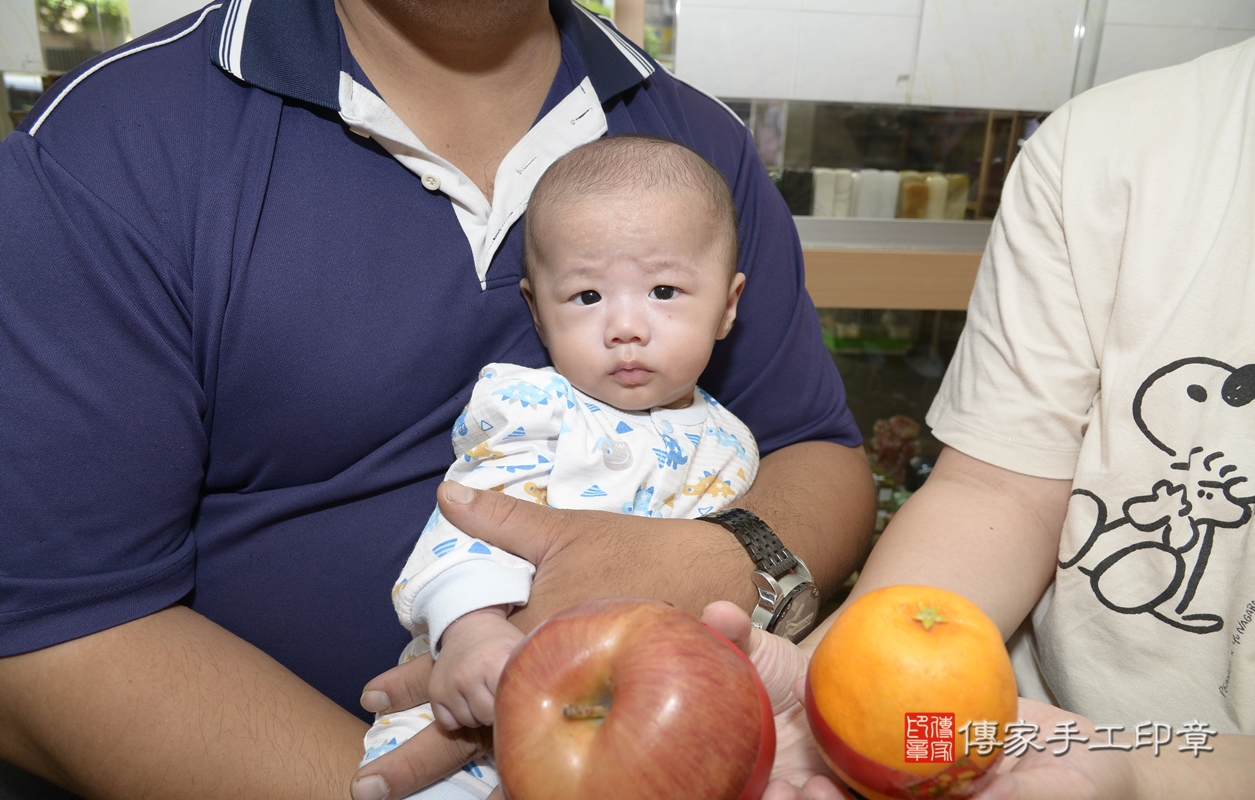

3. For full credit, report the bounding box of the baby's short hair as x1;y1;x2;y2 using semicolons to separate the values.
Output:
523;135;739;280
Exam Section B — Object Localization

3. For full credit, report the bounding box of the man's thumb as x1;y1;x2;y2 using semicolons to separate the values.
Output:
436;481;552;564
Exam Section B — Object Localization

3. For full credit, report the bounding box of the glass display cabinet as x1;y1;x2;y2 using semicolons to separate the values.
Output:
724;96;1050;532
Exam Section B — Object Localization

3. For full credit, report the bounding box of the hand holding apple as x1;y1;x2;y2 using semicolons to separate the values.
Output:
494;598;775;800
699;601;850;800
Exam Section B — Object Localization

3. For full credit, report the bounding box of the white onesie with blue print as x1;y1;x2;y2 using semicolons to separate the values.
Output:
362;362;759;799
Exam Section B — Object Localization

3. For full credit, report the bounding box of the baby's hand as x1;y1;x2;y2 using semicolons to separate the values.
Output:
430;606;524;730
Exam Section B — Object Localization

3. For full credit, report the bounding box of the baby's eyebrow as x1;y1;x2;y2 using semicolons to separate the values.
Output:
634;259;700;276
552;260;700;288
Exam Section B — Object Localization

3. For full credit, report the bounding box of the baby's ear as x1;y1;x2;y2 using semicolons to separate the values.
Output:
716;272;747;340
519;279;548;346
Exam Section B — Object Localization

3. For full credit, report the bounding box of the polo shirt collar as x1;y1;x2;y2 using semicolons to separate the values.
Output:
210;0;654;110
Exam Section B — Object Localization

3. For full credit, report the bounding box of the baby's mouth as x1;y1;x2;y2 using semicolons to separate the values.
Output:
612;362;653;385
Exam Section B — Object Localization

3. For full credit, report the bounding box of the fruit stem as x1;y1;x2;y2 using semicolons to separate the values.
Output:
912;604;947;631
563;704;608;720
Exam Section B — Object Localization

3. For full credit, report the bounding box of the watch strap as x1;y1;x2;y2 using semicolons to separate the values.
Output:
698;507;798;578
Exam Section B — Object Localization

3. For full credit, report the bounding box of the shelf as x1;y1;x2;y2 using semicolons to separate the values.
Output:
796;218;989;310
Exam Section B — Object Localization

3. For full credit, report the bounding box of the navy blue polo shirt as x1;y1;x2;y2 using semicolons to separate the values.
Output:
0;0;859;716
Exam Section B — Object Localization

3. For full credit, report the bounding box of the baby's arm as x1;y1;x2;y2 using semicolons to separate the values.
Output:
393;366;566;651
427;605;524;730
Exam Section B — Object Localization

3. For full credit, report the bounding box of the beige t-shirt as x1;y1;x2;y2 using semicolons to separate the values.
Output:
928;37;1255;734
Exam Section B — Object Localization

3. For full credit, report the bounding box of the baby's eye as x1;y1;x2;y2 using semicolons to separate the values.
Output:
650;285;678;300
574;290;602;305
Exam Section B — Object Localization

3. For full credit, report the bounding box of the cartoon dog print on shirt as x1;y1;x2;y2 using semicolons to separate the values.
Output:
1062;357;1255;634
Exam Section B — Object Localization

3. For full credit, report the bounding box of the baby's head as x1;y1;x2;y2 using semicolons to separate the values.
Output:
521;135;745;411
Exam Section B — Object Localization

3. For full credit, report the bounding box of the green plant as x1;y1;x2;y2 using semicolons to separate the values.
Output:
38;0;127;40
575;0;613;18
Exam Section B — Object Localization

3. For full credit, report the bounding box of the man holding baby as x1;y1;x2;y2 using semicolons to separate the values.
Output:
0;1;875;799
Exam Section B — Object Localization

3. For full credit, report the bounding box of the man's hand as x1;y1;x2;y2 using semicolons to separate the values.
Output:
440;441;873;633
350;654;493;800
351;481;753;800
699;601;849;800
353;441;873;800
439;479;765;628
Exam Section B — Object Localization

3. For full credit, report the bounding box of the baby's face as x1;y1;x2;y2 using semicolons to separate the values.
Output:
522;187;744;411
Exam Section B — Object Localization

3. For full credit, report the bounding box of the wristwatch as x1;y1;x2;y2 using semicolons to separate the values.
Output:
697;507;821;642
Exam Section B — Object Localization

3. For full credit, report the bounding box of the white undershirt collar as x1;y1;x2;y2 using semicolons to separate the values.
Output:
336;73;608;289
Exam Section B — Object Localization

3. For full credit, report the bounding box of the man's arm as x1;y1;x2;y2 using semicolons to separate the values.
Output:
0;605;371;800
349;439;874;800
738;441;876;605
449;438;873;625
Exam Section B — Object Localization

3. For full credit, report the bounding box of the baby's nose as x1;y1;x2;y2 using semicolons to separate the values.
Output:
606;301;649;344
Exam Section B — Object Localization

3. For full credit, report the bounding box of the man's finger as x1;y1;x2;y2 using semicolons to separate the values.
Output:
361;654;435;715
762;780;808;800
436;481;559;564
762;776;853;800
704;601;811;713
802;775;856;800
701;600;755;656
351;722;491;800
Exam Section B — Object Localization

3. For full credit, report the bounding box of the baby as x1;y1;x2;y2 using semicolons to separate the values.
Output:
363;134;760;799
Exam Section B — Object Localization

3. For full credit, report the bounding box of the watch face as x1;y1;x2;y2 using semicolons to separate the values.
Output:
771;586;820;642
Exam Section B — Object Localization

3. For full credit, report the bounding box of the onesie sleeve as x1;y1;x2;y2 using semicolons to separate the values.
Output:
926;104;1099;479
392;364;569;653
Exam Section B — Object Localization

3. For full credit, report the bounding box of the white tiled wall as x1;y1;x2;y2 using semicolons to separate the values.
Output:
1092;0;1255;88
675;0;1255;110
0;0;43;73
1106;0;1229;28
675;0;1087;109
911;0;1084;111
674;0;923;104
794;11;919;104
674;3;802;99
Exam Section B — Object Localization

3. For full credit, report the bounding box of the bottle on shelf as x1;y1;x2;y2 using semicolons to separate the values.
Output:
923;172;948;219
943;174;970;220
798;166;972;221
898;171;928;218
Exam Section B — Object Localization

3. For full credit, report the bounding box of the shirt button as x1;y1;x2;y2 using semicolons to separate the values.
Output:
422;173;441;191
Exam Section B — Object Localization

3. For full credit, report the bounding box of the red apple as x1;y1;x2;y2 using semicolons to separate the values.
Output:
494;598;775;800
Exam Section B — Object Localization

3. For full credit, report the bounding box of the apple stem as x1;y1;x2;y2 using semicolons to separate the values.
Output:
562;704;608;720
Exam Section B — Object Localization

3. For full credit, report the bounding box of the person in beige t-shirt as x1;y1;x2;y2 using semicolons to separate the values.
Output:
730;37;1255;800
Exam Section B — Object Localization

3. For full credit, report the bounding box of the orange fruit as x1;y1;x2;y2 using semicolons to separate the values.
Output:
805;585;1017;800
